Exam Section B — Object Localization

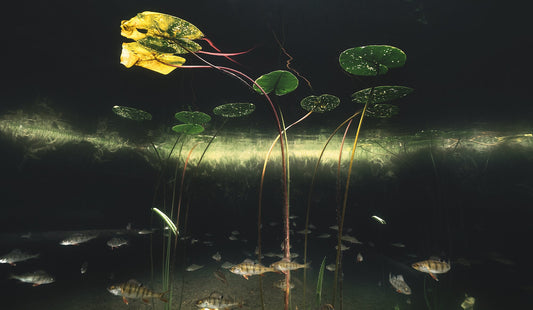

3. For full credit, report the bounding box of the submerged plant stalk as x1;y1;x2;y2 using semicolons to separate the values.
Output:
332;101;370;307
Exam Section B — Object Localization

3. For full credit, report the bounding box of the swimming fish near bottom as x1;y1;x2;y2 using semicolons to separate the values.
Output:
389;273;412;295
195;292;242;309
107;280;168;304
411;258;451;281
229;259;278;280
10;270;55;286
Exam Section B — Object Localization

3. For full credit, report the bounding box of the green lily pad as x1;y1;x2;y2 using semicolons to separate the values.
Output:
171;123;205;134
112;105;152;121
351;86;413;104
213;103;256;118
300;94;340;113
339;45;406;76
252;70;299;96
174;111;211;125
366;103;400;119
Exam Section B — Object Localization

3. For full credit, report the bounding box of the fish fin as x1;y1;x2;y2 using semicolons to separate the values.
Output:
122;297;129;305
243;274;249;280
10;263;16;266
243;258;254;264
305;261;312;268
32;283;40;287
159;290;169;303
142;298;149;304
429;273;439;281
127;279;142;286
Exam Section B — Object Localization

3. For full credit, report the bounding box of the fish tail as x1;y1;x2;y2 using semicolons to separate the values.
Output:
159;290;169;303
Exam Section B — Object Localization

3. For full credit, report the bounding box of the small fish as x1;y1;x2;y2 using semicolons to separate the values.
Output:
0;249;40;266
271;258;310;272
186;264;204;272
60;232;97;245
356;253;363;263
273;279;295;290
213;269;227;285
391;242;406;248
461;294;475;310
228;235;238;241
231;230;240;235
341;235;362;244
317;233;331;239
280;241;292;251
195;292;242;309
335;244;350;251
297;229;312;234
389;273;411;295
20;232;32;239
126;222;132;230
289;215;298;219
212;251;222;262
412;258;451;281
221;262;235;269
329;225;339;231
308;224;317;230
326;264;336;271
10;270;55;286
107;279;167;304
107;237;128;249
264;252;279;258
229;259;278;280
81;261;88;274
137;229;154;235
191;238;199;245
203;241;215;246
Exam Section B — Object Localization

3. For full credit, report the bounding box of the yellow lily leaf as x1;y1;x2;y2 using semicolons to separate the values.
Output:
121;11;204;43
120;42;185;75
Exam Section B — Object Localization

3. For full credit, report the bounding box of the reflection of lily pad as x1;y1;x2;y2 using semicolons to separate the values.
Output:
351;86;413;104
252;70;299;96
171;124;204;134
174;111;211;125
366;103;400;119
213;103;255;118
339;45;406;76
112;105;152;121
300;94;340;113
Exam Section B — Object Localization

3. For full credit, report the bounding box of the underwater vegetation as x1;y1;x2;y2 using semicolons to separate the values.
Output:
1;9;533;310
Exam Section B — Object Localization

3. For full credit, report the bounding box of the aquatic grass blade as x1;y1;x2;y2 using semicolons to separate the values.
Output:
151;207;178;235
316;256;326;307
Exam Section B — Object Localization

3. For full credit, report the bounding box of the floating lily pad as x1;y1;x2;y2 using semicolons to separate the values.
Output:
213;103;256;118
171;124;204;134
174;111;211;125
351;86;413;104
252;70;299;96
339;45;406;76
112;106;152;121
300;94;340;113
366;103;400;119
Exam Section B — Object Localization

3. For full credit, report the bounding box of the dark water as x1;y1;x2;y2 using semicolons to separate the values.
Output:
1;0;533;309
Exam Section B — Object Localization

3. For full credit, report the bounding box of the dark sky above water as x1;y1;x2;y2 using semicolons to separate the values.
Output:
1;0;531;131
